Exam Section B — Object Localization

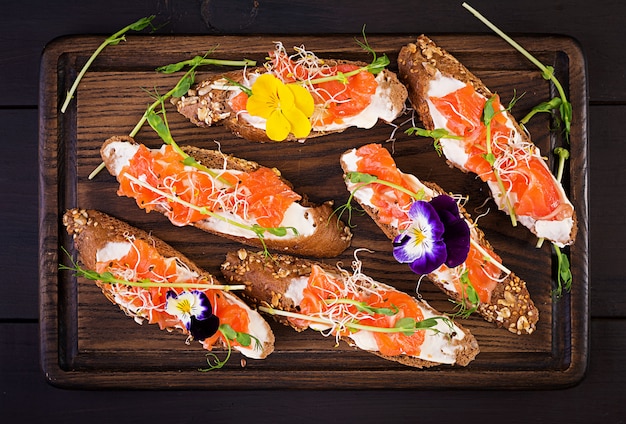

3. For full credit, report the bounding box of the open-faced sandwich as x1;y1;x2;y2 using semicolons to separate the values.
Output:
397;35;576;247
100;135;352;257
173;41;408;142
340;143;538;335
221;248;480;368
62;208;275;360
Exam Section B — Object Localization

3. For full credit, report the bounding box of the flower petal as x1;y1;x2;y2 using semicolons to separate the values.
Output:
287;83;315;117
429;195;470;268
392;200;447;274
189;314;220;341
282;106;312;139
408;239;448;274
265;109;292;141
190;290;212;321
246;74;281;119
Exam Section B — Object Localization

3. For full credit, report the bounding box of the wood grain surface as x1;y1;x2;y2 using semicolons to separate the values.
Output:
38;34;588;389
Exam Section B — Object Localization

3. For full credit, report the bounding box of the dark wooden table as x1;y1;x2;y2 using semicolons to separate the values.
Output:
2;0;624;421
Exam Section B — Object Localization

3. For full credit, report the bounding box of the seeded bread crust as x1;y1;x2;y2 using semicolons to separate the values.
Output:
397;35;577;245
221;249;480;368
397;35;491;133
62;208;275;358
173;61;408;143
100;136;352;258
339;154;538;335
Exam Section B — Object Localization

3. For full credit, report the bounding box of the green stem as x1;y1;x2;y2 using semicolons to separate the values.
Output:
61;16;155;113
123;173;293;239
258;305;444;335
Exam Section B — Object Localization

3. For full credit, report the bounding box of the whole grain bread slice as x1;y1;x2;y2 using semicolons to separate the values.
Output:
100;136;352;258
397;35;577;246
173;61;408;143
221;249;480;368
62;208;275;359
340;146;539;335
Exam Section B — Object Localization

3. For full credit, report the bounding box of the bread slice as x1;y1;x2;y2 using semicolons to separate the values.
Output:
340;144;538;335
173;51;408;142
221;249;480;368
62;208;275;359
397;35;576;247
100;135;352;257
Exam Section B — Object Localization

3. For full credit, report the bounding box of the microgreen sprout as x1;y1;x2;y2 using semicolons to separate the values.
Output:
552;244;573;298
482;94;518;226
520;97;563;126
333;172;425;227
462;2;572;141
552;147;573;297
122;173;299;251
61;16;157;113
199;324;261;371
88;49;253;180
450;271;480;318
156;52;256;74
59;247;245;291
325;298;399;317
87;63;200;180
405;127;463;156
145;97;233;186
300;26;390;87
258;305;452;336
554;146;570;183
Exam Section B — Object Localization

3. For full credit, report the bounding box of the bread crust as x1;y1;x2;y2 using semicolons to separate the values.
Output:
62;208;275;358
397;35;577;246
340;148;539;335
221;249;480;368
100;136;352;258
173;61;407;143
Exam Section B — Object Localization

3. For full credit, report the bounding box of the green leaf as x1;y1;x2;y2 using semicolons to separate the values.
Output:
347;172;378;184
235;332;252;347
171;73;195;98
394;317;418;336
481;95;497;125
219;324;238;340
520;97;562;125
157;62;186;74
414;317;443;330
224;77;253;96
367;54;391;75
128;15;156;31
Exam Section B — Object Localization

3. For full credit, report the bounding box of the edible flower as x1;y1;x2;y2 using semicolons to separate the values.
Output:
393;195;470;274
165;290;220;341
246;73;315;141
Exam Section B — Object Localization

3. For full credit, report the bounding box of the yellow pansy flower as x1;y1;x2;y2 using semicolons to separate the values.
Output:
246;73;314;141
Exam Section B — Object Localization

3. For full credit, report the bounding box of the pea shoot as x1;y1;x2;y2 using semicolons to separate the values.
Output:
481;95;518;226
59;246;245;291
61;16;157;113
200;324;262;371
258;305;453;336
450;271;480;318
333;171;425;227
463;2;572;141
405;127;463;156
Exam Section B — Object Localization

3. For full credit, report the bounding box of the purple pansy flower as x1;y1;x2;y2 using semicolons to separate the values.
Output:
165;290;220;341
393;195;470;274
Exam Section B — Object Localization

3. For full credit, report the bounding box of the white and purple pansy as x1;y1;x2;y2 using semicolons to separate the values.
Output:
165;290;220;341
393;195;470;275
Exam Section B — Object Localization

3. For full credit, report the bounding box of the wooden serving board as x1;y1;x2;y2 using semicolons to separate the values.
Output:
39;34;588;389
